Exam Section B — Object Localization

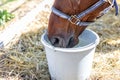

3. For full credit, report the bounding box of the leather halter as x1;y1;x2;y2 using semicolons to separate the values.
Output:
52;0;119;26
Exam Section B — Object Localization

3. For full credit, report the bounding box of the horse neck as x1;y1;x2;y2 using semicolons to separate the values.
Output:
53;0;99;15
53;0;81;14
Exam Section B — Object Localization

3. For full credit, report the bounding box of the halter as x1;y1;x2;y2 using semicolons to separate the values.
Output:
52;0;119;26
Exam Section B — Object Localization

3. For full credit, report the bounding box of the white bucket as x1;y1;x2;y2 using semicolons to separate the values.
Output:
41;29;100;80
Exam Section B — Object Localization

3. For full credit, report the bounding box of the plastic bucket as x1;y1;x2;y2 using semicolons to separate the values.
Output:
41;29;100;80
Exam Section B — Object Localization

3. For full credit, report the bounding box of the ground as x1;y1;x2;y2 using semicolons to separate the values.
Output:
0;0;120;80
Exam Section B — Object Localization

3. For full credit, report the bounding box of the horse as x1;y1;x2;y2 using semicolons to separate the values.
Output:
47;0;119;48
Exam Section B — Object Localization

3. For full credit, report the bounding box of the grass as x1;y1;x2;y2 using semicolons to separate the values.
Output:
0;9;14;26
0;0;15;27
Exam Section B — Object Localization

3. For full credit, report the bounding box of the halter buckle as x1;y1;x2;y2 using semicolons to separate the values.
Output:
69;15;80;25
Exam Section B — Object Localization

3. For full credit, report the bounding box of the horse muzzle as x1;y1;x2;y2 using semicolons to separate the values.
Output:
49;35;78;48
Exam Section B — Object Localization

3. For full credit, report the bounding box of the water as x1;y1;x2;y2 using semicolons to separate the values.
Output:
45;35;93;48
44;29;98;48
74;38;90;48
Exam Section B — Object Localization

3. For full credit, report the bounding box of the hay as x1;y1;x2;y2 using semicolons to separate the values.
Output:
0;9;50;79
0;4;120;80
0;27;50;80
88;6;120;80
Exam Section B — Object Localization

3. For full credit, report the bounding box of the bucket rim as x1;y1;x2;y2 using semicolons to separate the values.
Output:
41;29;100;52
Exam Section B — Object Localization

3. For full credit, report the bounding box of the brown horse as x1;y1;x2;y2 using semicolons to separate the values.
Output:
47;0;118;48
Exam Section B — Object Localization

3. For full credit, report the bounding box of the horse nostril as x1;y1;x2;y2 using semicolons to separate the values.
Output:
51;37;60;45
50;36;64;47
50;36;75;48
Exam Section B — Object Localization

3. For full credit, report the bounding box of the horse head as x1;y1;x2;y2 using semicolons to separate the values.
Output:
48;0;118;48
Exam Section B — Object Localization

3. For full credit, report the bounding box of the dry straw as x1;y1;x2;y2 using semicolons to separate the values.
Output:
0;4;120;80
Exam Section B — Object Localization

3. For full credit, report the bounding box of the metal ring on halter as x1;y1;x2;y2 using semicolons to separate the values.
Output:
68;15;80;25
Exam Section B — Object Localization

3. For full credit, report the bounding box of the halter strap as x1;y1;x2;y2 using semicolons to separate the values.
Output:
114;0;119;15
52;0;119;26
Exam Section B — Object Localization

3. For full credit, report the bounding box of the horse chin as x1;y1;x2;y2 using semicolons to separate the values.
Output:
66;37;79;48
